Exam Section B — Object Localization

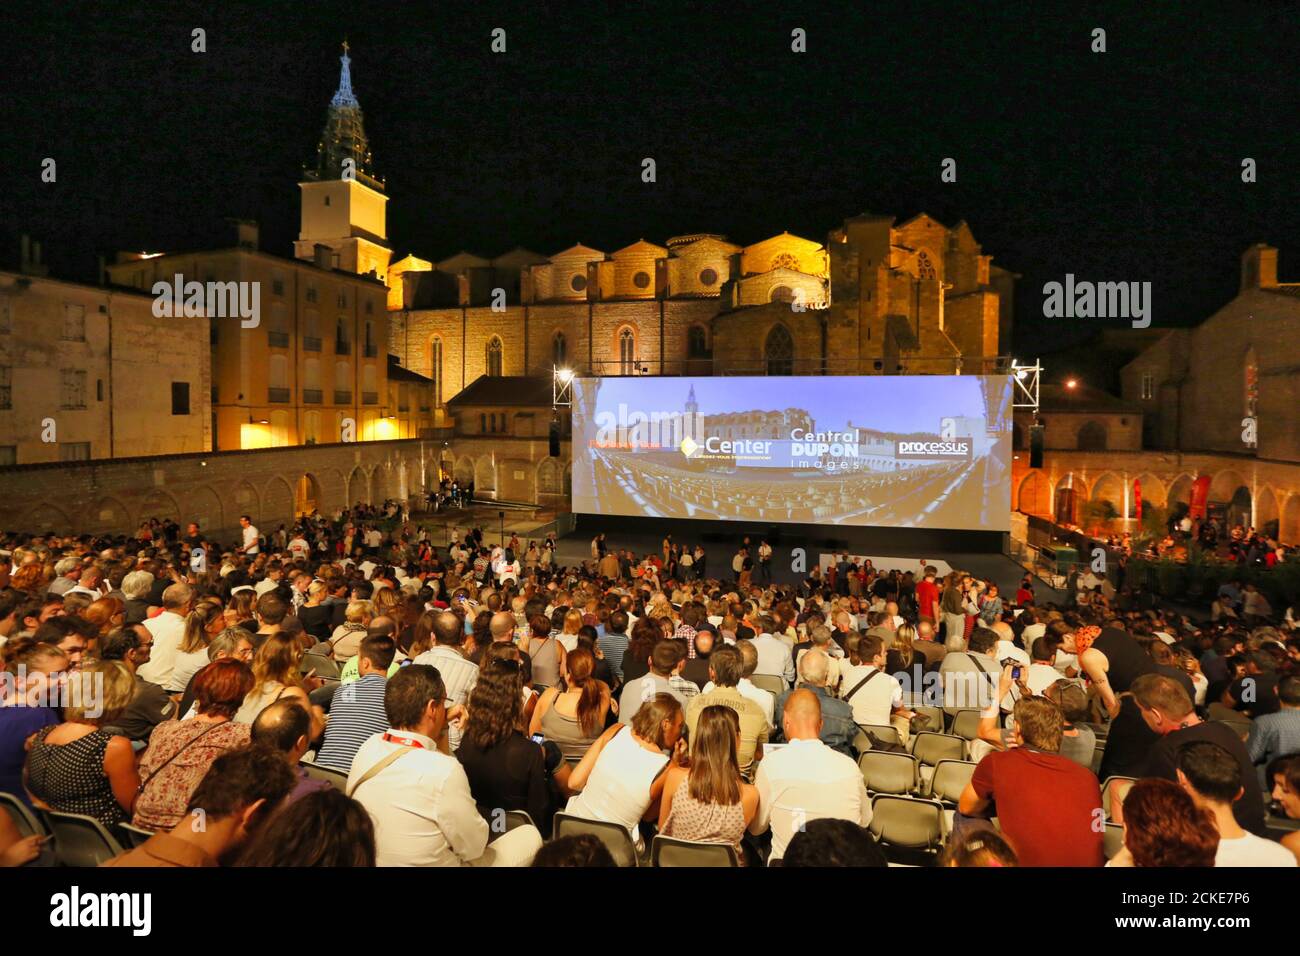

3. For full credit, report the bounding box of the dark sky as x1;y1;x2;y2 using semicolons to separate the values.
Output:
4;1;1297;357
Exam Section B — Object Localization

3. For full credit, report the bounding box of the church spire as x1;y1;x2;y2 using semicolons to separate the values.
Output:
305;41;383;191
331;40;359;108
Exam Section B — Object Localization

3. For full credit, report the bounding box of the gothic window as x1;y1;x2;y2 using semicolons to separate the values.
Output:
430;336;443;405
552;331;567;367
765;324;794;376
917;252;937;280
687;325;708;358
618;328;636;375
487;337;503;376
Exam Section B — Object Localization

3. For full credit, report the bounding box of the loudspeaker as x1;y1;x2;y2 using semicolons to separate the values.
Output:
1029;423;1045;469
549;418;561;457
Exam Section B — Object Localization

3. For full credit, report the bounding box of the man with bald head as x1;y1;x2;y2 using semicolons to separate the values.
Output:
749;688;871;864
412;610;479;752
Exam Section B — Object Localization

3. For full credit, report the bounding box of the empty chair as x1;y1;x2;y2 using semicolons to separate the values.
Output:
0;792;45;839
1103;822;1125;860
1101;775;1138;821
553;812;639;867
868;795;946;860
950;709;983;741
859;750;919;795
299;761;349;791
911;705;945;734
748;674;785;697
650;834;740;867
911;732;965;766
927;759;977;805
42;810;125;867
117;822;154;849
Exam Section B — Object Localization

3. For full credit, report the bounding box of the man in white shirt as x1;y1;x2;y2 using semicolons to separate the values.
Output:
348;664;541;867
137;582;193;691
411;611;479;752
750;689;871;863
1176;740;1295;867
238;515;260;555
838;633;904;727
751;621;796;688
287;530;311;562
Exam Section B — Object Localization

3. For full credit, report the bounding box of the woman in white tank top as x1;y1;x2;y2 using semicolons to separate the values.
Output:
564;694;685;847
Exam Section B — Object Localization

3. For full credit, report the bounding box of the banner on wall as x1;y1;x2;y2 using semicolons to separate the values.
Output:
1189;474;1212;519
1134;478;1142;521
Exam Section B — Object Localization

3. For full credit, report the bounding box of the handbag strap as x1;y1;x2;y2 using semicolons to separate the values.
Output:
346;746;411;797
137;720;225;794
843;668;883;703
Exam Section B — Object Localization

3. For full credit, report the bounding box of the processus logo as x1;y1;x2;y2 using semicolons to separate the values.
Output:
895;438;972;459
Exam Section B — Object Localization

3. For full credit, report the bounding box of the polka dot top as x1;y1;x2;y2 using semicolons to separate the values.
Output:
25;726;127;828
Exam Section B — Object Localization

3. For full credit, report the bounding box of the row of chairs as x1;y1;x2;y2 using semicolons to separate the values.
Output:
0;791;152;867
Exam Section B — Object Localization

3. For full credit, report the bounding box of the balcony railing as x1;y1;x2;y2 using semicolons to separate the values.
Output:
334;389;352;404
303;337;322;352
362;391;378;405
303;389;322;404
336;340;351;355
268;330;289;348
268;387;291;403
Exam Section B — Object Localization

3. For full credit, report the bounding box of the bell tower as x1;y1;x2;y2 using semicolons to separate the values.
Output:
294;42;392;283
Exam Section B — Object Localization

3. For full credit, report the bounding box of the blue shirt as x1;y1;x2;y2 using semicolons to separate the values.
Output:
0;705;59;805
315;674;390;773
1247;708;1300;787
773;685;857;757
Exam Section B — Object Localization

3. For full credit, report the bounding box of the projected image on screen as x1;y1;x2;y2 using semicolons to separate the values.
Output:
571;375;1012;531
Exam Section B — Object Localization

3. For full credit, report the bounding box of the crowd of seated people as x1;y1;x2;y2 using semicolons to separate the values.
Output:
0;515;1297;869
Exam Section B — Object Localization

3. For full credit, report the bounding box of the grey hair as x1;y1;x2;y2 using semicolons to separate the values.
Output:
798;648;830;687
122;569;155;600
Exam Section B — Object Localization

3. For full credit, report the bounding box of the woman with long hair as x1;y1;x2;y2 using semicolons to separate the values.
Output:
565;693;686;851
886;622;916;676
169;597;227;695
235;787;376;867
658;705;758;862
530;645;611;764
558;608;584;653
82;597;125;641
233;633;312;725
457;659;555;833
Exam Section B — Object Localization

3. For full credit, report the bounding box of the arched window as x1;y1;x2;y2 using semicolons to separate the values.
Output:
765;324;794;376
687;325;708;358
618;328;636;375
430;336;443;406
486;337;503;376
771;252;799;271
552;331;567;367
917;252;936;280
769;285;795;304
1077;421;1108;451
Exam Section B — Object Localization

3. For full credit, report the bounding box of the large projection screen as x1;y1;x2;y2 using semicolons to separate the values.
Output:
571;375;1013;531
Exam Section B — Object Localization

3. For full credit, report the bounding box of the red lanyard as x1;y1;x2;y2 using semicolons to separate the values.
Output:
382;732;427;750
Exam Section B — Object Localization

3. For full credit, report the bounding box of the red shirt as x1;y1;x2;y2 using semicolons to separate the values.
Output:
970;747;1104;867
915;579;939;621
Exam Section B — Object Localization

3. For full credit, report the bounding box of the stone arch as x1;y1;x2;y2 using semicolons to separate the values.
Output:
295;473;323;517
474;456;497;496
454;456;474;486
370;462;397;503
1166;473;1194;507
764;323;795;375
1053;472;1085;524
1077;420;1108;451
1016;471;1051;515
262;476;295;529
230;480;260;523
314;468;346;515
537;457;562;497
184;486;224;536
1255;486;1280;538
89;496;132;534
1209;468;1249;504
1090;471;1123;504
137;489;181;526
1134;472;1166;508
1281;495;1300;545
28;501;72;533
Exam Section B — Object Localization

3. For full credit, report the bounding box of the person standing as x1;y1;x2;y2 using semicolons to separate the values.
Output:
238;515;260;556
758;540;773;585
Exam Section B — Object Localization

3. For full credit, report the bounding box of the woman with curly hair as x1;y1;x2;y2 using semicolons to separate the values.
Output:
457;658;555;834
1109;778;1218;867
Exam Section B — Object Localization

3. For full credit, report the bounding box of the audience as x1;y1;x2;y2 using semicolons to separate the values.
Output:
1176;741;1295;866
314;634;396;772
1109;778;1219;868
235;788;376;867
782;818;887;867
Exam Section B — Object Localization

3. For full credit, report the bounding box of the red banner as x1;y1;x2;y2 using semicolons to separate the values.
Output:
1134;478;1142;521
1189;474;1212;520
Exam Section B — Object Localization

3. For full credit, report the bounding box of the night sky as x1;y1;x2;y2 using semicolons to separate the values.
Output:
4;1;1297;357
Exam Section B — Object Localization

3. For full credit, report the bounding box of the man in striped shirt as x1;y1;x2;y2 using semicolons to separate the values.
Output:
412;610;480;752
315;634;398;772
597;609;631;683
